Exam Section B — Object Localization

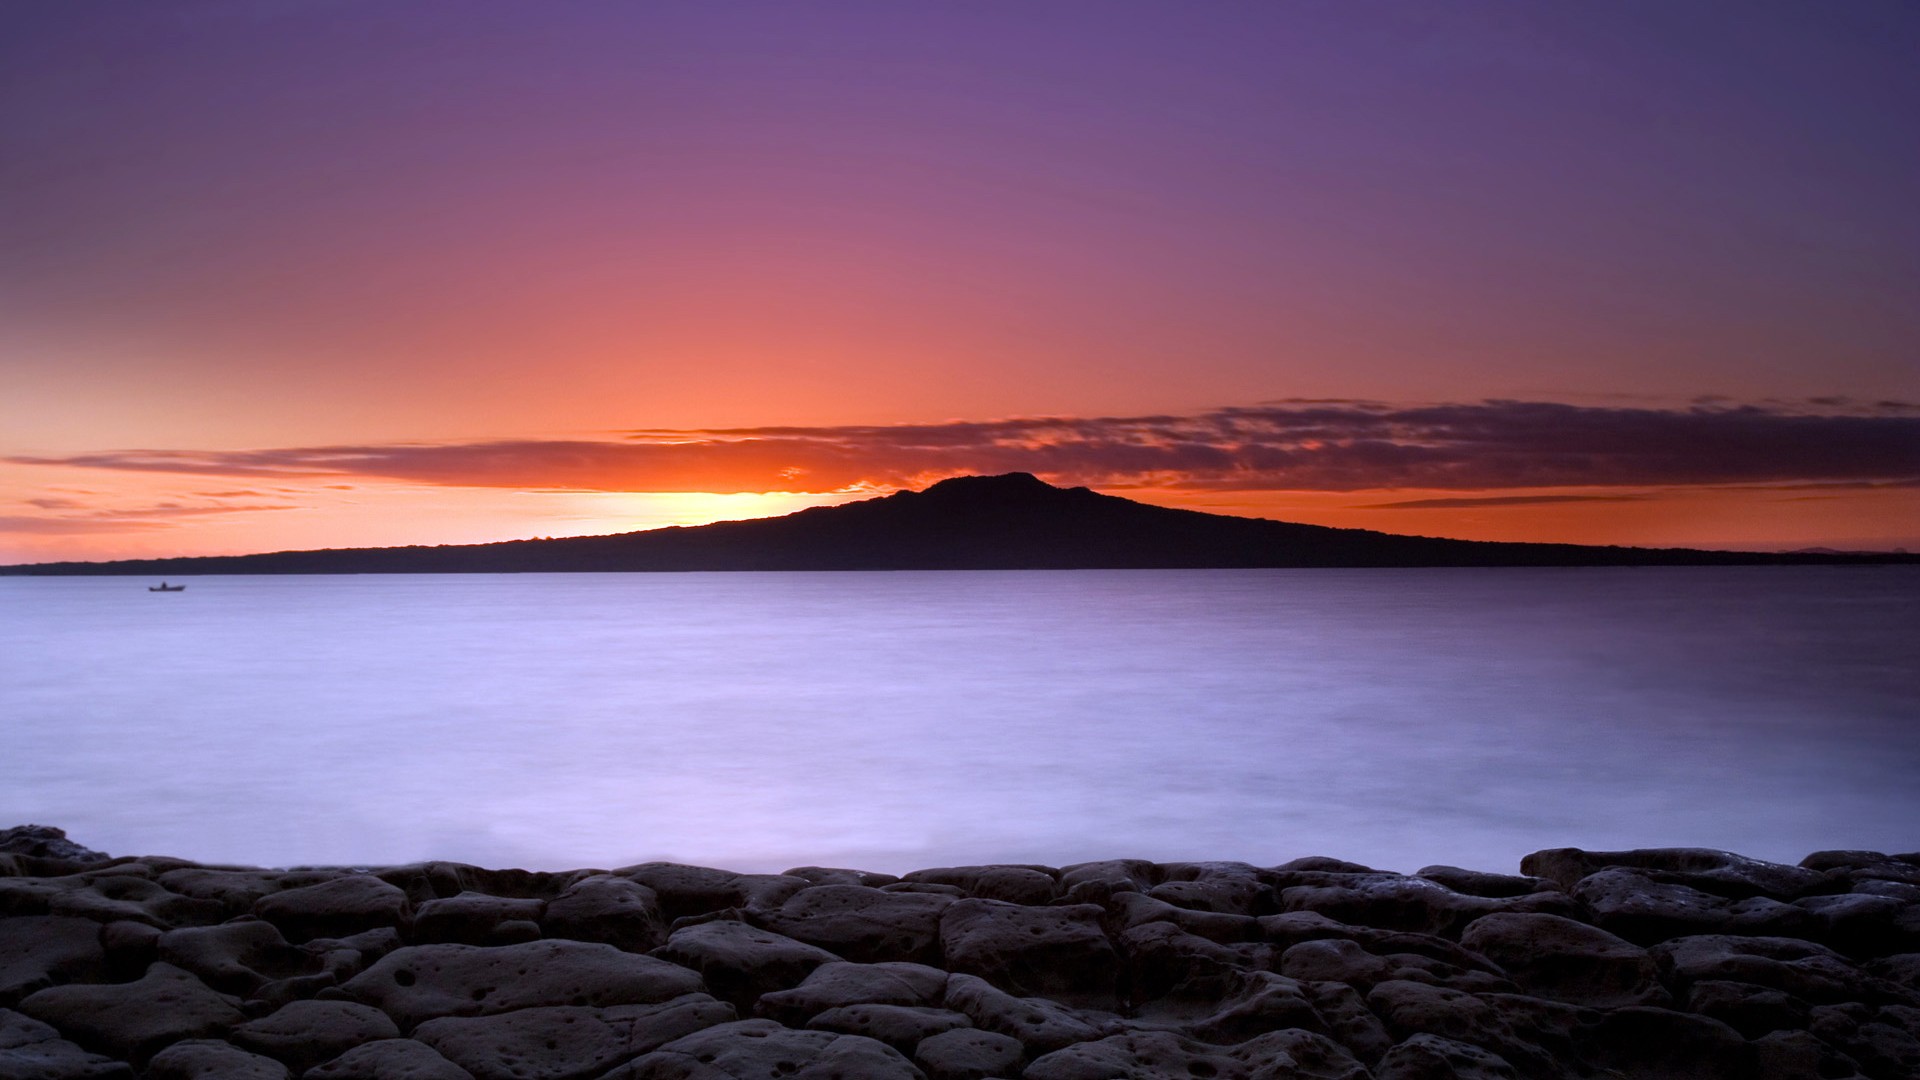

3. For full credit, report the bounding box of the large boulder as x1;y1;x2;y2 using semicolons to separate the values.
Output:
1524;847;1832;901
596;1018;924;1079
805;1004;972;1054
304;1038;476;1079
0;1007;132;1079
340;941;706;1028
614;865;809;921
1458;912;1668;1008
938;899;1117;1003
144;1039;290;1080
941;973;1111;1055
1571;869;1811;944
155;920;312;996
230;999;402;1073
911;1026;1022;1080
0;917;107;1006
753;961;948;1026
652;921;839;1009
253;874;413;942
412;996;733;1080
412;893;545;946
17;961;246;1064
900;866;1058;906
758;885;955;965
1652;935;1871;1003
542;876;668;954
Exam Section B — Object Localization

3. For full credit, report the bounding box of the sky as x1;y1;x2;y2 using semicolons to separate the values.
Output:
2;0;1916;562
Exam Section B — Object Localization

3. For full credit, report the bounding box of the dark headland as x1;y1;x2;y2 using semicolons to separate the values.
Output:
3;825;1917;1078
3;473;1913;575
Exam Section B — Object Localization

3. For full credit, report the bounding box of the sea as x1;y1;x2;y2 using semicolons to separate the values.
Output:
2;567;1915;876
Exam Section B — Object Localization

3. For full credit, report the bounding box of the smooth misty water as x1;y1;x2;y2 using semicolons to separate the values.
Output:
2;568;1915;875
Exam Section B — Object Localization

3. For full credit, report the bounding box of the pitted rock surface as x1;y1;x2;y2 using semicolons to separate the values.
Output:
1;833;1916;1078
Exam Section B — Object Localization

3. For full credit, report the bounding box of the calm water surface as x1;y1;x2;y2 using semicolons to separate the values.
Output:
2;568;1915;874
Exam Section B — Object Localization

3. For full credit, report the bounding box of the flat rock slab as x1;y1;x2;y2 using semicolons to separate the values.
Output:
804;1004;971;1053
543;877;668;954
938;899;1117;1002
598;1018;924;1079
306;1038;477;1080
413;995;735;1080
17;961;246;1064
342;941;707;1028
911;1026;1023;1080
1023;1028;1366;1080
145;1039;291;1080
755;960;948;1025
652;921;839;1008
0;916;107;1006
255;875;413;942
759;885;954;965
1459;912;1668;1008
0;1007;133;1079
231;998;401;1073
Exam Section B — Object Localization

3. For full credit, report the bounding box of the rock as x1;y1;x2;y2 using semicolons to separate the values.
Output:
759;885;955;965
1279;938;1394;991
911;1025;1021;1080
942;973;1110;1055
1867;952;1920;993
1416;866;1550;899
542;876;669;954
0;916;107;1006
340;940;707;1028
374;863;585;907
413;996;734;1080
144;1039;291;1079
1118;921;1274;1003
230;999;401;1072
1023;1028;1366;1080
1801;851;1920;887
806;1004;971;1053
0;1007;133;1079
1459;911;1668;1008
614;865;809;922
1373;1034;1520;1080
1572;868;1812;944
1807;1002;1920;1079
1524;847;1832;900
1280;875;1515;937
1751;1029;1869;1080
900;866;1058;906
1794;893;1919;958
96;920;159;980
413;892;546;946
1148;862;1273;916
1363;981;1581;1078
155;920;312;996
1174;969;1325;1044
1299;979;1394;1065
0;828;109;866
25;873;223;928
754;961;948;1025
305;1038;476;1079
157;869;339;920
652;920;839;1009
1685;979;1812;1039
17;961;246;1064
1107;890;1262;945
598;1018;924;1079
938;899;1117;1003
1575;1006;1753;1080
254;874;413;942
1653;935;1870;1003
782;867;902;889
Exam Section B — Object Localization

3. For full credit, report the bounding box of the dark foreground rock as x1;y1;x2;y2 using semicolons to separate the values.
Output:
3;833;1918;1079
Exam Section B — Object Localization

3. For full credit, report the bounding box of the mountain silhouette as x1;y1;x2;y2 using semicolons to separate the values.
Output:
4;473;1913;575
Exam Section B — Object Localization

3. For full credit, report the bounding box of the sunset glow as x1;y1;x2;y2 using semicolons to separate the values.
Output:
3;2;1915;563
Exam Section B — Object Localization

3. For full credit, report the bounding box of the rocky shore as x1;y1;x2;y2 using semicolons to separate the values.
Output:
3;827;1917;1079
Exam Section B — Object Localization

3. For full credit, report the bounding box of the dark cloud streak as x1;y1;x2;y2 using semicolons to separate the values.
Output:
10;401;1919;496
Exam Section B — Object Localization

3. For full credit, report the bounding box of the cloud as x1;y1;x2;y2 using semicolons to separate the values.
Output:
9;400;1919;496
1352;494;1649;510
0;500;303;537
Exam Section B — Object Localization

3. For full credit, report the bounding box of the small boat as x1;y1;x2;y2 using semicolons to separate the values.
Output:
149;582;185;592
